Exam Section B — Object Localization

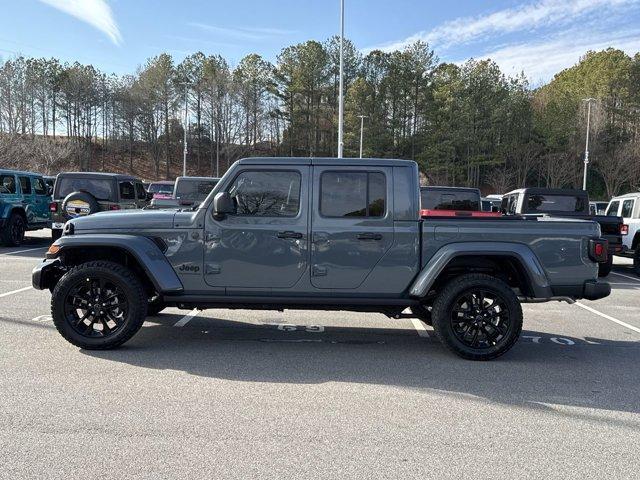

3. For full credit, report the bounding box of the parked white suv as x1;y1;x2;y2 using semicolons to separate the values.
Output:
606;192;640;275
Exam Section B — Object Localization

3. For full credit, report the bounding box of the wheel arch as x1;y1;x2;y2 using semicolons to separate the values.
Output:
409;242;552;299
53;235;183;295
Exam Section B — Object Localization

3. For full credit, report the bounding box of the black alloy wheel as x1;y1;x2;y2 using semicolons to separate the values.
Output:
63;276;129;338
51;261;147;349
432;273;523;360
450;288;510;349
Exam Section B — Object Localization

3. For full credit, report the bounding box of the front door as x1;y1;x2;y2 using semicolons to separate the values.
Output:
204;165;309;292
18;176;36;226
310;166;394;289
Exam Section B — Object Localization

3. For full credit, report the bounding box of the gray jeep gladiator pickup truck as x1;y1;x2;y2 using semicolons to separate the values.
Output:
33;158;610;360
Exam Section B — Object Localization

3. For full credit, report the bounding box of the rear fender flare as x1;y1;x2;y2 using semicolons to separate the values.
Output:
409;242;552;298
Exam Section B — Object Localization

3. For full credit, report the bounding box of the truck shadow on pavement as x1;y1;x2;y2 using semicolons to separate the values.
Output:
80;314;640;421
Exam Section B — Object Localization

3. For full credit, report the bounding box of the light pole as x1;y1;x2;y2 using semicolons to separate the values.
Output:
357;115;367;158
337;0;345;158
582;98;596;191
180;83;189;177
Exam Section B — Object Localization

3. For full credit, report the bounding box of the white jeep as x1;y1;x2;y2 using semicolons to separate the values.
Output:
606;192;640;275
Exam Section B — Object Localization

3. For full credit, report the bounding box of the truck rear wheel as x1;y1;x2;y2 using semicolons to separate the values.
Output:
431;274;522;361
51;261;147;349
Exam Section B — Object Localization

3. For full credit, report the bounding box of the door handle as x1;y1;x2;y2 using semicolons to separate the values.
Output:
356;232;382;241
277;231;303;239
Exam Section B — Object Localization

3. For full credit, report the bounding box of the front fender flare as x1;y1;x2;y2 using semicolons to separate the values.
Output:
409;242;552;298
52;234;183;294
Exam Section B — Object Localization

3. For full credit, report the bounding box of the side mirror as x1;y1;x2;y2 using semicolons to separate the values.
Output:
213;191;235;219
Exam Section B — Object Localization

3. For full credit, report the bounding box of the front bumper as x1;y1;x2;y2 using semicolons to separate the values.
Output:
32;258;64;290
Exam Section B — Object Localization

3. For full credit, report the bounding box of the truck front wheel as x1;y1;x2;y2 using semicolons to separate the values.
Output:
51;261;147;349
431;274;523;361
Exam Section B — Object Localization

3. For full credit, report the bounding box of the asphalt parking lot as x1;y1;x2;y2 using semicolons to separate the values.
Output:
1;230;640;479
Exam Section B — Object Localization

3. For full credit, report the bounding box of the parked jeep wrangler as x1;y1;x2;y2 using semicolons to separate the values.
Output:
0;169;52;246
50;172;151;240
33;158;610;360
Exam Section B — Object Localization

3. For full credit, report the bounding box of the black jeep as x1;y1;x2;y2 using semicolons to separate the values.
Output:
50;172;151;240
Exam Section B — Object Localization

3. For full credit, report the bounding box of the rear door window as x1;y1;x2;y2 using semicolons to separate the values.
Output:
33;177;47;195
320;171;386;218
119;181;136;200
0;174;17;194
606;201;620;216
621;200;635;218
55;178;115;201
135;182;147;200
19;176;32;195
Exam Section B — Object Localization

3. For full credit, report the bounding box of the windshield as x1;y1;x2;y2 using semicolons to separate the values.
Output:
525;194;587;213
55;177;115;201
421;189;480;211
148;183;174;195
175;179;219;204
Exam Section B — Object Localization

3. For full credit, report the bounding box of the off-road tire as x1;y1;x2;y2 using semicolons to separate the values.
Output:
51;261;147;349
411;304;432;326
432;273;523;361
598;256;613;277
1;212;26;247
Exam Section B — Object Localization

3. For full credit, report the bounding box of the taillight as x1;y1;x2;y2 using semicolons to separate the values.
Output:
109;205;121;211
589;239;608;263
621;224;629;235
594;243;604;257
49;202;58;213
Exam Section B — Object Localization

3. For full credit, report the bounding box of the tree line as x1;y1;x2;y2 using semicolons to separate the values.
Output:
0;39;639;197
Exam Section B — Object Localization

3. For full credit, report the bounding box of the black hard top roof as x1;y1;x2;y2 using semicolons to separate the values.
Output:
420;186;480;192
237;157;416;168
505;187;588;196
58;172;141;181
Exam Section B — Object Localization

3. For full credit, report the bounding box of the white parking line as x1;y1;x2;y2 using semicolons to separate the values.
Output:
410;318;430;338
611;271;640;283
1;246;48;256
575;302;640;335
173;308;199;327
0;286;33;298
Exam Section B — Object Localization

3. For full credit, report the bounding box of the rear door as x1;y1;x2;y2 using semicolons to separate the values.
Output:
18;175;35;225
310;166;393;289
31;176;51;224
118;181;137;209
134;182;147;208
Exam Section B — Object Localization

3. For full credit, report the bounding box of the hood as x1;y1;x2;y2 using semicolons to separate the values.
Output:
70;209;177;231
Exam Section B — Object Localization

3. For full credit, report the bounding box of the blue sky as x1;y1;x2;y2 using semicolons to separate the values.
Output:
1;0;640;83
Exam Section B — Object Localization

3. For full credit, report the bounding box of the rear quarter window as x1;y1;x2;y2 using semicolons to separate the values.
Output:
525;194;587;213
606;201;620;216
621;200;635;218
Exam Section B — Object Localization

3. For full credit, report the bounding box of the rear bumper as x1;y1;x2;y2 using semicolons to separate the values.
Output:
552;280;611;301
